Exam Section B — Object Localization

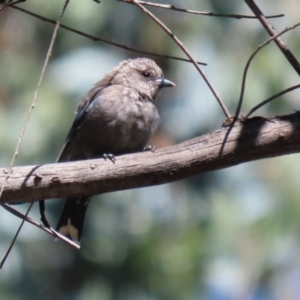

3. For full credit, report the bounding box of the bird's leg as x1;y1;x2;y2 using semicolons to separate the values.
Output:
143;145;156;152
103;153;116;164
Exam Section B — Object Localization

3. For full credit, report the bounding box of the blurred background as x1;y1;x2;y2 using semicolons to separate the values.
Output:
1;0;300;299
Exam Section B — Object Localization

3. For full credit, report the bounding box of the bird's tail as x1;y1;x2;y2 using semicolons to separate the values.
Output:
56;196;91;243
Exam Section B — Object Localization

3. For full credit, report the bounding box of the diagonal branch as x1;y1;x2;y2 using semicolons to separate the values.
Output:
0;203;32;268
1;111;300;205
235;22;300;118
0;0;25;11
244;84;300;118
1;203;80;249
244;0;300;76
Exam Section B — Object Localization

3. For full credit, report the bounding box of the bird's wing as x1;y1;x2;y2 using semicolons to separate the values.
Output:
68;87;105;141
57;87;104;162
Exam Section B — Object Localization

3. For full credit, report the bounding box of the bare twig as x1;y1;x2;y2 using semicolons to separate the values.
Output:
244;0;300;76
0;0;25;11
119;0;284;19
244;84;300;118
129;0;231;118
1;204;80;249
10;5;206;66
234;22;300;119
0;203;32;269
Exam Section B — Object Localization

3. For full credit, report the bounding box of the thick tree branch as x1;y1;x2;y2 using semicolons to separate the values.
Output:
2;112;300;204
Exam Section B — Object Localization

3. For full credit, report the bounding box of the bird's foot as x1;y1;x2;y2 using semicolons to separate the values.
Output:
103;153;116;164
143;145;156;152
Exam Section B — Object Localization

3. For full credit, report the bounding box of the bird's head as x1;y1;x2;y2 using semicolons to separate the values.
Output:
105;58;175;101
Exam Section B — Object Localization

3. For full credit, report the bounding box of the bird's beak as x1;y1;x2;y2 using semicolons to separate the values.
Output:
155;78;176;88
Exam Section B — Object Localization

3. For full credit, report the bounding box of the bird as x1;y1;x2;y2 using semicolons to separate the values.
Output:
41;58;175;244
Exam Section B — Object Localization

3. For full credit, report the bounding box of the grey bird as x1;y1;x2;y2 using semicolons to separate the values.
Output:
41;58;175;243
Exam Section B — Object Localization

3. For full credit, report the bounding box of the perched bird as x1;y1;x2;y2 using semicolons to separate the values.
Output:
45;58;175;243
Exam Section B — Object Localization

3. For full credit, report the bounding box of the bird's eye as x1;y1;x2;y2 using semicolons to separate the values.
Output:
142;71;151;78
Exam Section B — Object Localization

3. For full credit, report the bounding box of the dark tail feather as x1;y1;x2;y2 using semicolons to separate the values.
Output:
56;196;91;243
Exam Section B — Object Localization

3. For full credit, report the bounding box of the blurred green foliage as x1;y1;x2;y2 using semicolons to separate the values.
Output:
1;0;300;299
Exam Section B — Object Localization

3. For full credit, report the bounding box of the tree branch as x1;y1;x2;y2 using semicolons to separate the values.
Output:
119;0;284;19
244;0;300;76
2;111;300;204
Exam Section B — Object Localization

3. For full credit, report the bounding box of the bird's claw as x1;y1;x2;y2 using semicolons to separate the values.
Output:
103;153;116;164
143;145;156;152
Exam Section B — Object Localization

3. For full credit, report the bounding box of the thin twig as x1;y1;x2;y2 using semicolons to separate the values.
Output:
129;0;231;118
119;0;284;19
244;84;300;118
10;5;206;66
244;0;300;76
1;204;80;249
0;203;32;269
234;22;300;119
0;0;25;11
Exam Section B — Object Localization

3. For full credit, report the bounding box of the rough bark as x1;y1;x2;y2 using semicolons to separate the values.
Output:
2;112;300;204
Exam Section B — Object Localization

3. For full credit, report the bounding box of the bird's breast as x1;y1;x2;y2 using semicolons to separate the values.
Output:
114;99;160;151
75;86;160;157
